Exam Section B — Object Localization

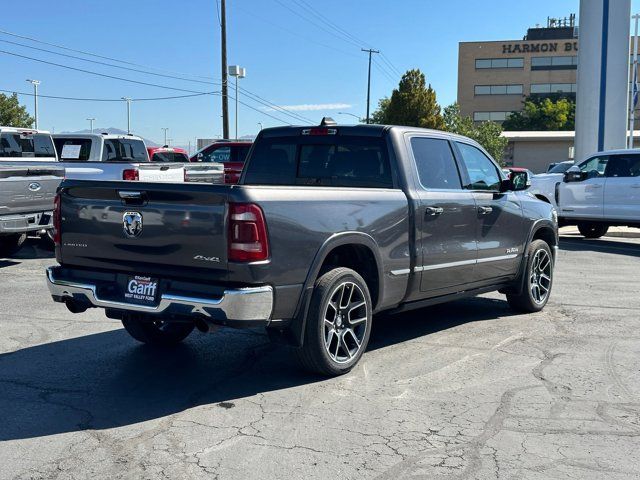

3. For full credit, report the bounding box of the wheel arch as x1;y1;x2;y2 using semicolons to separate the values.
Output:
289;232;384;347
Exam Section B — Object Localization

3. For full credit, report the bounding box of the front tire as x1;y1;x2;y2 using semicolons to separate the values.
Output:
122;315;194;346
577;222;609;239
296;268;372;376
0;233;27;257
507;239;554;313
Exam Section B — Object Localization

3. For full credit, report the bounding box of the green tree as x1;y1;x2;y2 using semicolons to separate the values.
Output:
503;95;575;131
0;93;34;128
372;69;444;130
443;103;508;164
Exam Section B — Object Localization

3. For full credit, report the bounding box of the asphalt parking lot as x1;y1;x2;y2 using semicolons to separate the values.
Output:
1;229;639;480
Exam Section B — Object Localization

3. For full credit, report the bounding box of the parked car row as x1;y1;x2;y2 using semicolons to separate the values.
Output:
0;126;241;253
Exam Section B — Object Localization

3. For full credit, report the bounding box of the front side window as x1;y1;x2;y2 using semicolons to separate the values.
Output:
410;137;461;189
456;142;501;191
579;156;608;178
102;139;148;162
605;155;640;177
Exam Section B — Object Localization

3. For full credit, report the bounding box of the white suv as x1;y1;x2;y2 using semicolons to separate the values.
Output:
558;149;640;238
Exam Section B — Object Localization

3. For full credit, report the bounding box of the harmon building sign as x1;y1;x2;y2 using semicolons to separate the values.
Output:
502;42;578;54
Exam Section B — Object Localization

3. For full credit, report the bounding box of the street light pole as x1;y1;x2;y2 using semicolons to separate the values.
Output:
337;112;363;122
228;65;246;140
161;128;169;145
86;117;95;133
361;49;379;124
26;79;40;129
121;97;132;133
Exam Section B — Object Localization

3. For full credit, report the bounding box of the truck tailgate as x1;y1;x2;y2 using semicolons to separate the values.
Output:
59;181;230;275
0;165;64;216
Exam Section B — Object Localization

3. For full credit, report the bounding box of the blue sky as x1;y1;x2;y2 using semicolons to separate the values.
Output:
1;0;638;147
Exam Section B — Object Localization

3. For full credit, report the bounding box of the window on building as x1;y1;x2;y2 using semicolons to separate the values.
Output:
474;84;523;95
530;83;576;94
475;57;524;69
473;112;513;122
531;55;578;70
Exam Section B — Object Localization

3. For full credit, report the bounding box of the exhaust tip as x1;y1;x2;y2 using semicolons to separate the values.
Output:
65;299;87;314
195;317;220;334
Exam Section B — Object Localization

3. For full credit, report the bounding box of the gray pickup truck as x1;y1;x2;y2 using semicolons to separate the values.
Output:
0;164;64;255
46;121;558;375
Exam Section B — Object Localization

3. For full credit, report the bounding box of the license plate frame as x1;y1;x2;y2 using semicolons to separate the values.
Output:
124;275;159;306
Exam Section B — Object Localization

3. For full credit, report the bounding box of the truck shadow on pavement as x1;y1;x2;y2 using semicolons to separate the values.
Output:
559;237;640;258
0;238;55;267
0;296;516;441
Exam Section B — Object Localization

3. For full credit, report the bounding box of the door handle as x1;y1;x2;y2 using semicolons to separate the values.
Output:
478;206;493;215
425;206;444;216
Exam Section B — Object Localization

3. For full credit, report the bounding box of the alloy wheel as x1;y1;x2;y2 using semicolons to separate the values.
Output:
530;249;552;304
323;281;368;364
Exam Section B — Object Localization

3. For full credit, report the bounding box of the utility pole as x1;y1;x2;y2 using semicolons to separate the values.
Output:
121;97;132;133
221;0;230;139
86;118;95;133
161;127;169;145
361;49;379;124
26;79;40;129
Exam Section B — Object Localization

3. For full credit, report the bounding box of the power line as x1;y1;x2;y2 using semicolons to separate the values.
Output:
0;29;327;126
373;58;397;85
0;38;220;87
380;53;402;77
0;88;216;102
0;28;215;82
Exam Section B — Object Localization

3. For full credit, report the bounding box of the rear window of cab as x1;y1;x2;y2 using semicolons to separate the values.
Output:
243;136;393;188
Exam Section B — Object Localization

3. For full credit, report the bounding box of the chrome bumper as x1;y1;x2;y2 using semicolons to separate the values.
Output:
46;267;273;324
0;211;52;233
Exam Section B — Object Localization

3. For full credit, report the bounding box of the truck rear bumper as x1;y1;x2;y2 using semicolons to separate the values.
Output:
46;267;273;326
0;211;53;233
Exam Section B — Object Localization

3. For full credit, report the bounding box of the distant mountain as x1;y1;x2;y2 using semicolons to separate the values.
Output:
61;127;159;147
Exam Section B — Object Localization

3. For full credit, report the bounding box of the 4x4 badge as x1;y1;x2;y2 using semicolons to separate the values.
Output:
123;211;143;238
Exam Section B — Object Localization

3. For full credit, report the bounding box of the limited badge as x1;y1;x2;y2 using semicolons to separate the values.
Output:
123;211;143;238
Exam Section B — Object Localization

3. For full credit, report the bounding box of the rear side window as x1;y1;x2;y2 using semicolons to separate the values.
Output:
605;155;640;177
199;145;251;163
244;137;393;188
102;139;148;162
0;133;56;158
54;138;92;161
151;151;188;162
455;142;501;191
410;137;461;189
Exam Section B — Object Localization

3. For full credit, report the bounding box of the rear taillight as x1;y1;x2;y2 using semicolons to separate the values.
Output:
228;203;269;262
123;169;139;181
53;193;61;247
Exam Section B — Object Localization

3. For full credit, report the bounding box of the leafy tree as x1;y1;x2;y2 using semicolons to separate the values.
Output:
503;95;575;131
0;93;34;128
372;69;444;130
443;103;508;164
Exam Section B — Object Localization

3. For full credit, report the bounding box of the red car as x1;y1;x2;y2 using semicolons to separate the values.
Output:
190;141;252;184
147;146;190;162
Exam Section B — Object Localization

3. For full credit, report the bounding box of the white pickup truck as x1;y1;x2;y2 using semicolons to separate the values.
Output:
52;133;185;182
535;149;640;238
0;127;185;182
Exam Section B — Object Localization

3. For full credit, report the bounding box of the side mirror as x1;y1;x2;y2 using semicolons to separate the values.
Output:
564;165;583;183
509;171;531;191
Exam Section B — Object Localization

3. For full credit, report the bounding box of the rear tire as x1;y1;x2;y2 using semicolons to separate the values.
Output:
577;222;609;239
0;233;27;257
296;267;372;376
507;239;554;313
122;315;194;345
